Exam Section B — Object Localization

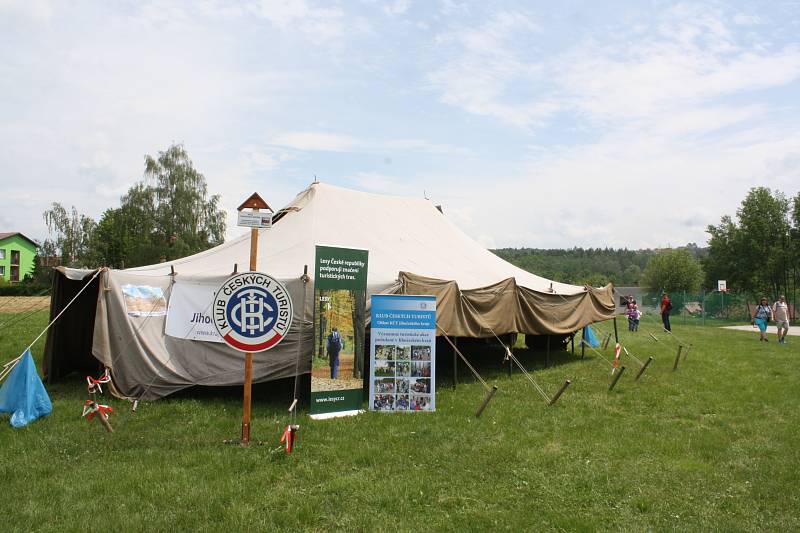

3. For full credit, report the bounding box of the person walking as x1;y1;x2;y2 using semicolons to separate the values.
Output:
772;295;790;344
327;327;343;379
626;297;640;332
660;292;672;332
753;297;773;342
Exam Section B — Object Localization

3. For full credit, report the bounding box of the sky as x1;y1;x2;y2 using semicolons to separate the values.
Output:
1;0;799;250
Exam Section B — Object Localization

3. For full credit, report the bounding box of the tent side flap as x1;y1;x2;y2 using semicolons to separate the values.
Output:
397;271;615;337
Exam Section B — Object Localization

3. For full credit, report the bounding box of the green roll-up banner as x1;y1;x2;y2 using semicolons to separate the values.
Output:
310;245;369;418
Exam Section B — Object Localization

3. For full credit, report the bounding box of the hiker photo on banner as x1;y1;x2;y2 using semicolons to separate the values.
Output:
312;289;360;389
310;246;369;418
327;326;344;379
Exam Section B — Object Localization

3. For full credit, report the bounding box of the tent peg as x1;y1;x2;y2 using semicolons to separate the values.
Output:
634;357;654;381
549;379;571;405
474;385;498;418
602;333;612;350
301;264;310;283
672;345;683;371
649;333;659;342
608;366;626;391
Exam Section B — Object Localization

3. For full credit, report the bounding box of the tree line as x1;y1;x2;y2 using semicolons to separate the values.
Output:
494;186;799;302
41;144;226;271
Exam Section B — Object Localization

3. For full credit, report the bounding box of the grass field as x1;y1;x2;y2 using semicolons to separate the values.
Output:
1;308;799;531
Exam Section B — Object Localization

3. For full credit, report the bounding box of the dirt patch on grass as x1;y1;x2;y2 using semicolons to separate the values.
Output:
0;296;50;313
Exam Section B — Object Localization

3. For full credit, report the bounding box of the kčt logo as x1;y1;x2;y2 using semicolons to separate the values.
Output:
213;272;293;352
228;287;277;335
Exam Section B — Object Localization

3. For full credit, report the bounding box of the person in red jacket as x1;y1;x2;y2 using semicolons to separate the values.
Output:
660;293;672;332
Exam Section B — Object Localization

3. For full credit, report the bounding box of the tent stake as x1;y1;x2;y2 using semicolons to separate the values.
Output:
672;345;683;371
609;366;626;391
602;332;612;350
649;332;659;342
549;379;571;405
475;385;498;418
634;357;654;381
682;345;692;360
613;317;619;343
571;333;575;355
581;333;585;359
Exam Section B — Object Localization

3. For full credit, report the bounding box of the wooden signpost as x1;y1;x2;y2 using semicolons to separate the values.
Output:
239;193;271;445
214;193;292;446
242;194;269;444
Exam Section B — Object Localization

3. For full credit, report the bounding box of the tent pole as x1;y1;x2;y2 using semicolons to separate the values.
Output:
571;333;575;356
546;335;550;368
581;329;585;360
613;317;619;343
452;337;458;390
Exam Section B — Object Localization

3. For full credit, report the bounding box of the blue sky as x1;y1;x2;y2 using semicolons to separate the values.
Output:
1;0;799;250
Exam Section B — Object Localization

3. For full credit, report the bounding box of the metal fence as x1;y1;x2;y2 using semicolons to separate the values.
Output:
639;291;754;326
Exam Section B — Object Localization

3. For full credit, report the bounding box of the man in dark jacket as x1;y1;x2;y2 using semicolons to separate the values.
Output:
327;327;343;379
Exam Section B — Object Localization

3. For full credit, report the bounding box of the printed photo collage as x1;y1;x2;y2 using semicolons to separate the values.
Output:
373;344;432;412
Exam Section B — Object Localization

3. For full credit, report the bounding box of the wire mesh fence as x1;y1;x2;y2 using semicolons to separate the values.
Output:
633;290;795;327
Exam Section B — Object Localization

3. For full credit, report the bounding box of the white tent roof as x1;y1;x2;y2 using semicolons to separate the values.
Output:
128;182;587;295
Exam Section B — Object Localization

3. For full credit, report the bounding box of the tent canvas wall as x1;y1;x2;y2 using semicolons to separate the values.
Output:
44;182;615;399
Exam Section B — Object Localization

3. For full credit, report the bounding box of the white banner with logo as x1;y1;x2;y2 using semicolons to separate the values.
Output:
165;281;224;343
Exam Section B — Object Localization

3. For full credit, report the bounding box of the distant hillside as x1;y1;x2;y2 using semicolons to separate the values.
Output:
492;245;706;287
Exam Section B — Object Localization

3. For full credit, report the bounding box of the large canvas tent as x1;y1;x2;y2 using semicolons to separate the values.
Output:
43;182;615;399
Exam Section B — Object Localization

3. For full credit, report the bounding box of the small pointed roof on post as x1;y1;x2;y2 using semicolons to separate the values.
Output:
237;192;272;212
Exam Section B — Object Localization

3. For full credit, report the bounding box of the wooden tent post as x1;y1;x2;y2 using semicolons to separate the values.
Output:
581;333;585;359
545;335;550;368
452;337;458;390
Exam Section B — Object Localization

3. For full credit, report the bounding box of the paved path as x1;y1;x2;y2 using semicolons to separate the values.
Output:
721;325;799;336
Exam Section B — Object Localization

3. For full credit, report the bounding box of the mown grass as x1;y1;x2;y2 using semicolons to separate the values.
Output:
1;310;799;531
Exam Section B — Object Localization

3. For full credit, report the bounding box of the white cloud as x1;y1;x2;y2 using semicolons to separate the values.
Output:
429;5;800;132
270;131;471;156
253;0;349;44
384;0;411;16
271;131;361;152
0;0;54;22
427;11;553;127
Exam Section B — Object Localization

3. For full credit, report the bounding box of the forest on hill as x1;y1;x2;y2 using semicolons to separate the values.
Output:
493;245;706;287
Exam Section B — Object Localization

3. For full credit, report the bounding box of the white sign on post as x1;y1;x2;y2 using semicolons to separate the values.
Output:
237;210;272;229
717;280;727;292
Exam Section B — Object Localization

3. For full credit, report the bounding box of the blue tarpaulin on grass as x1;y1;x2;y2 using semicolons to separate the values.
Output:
582;325;600;348
0;349;52;428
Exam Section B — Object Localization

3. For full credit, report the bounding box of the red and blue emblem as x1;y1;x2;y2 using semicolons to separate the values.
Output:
213;272;293;352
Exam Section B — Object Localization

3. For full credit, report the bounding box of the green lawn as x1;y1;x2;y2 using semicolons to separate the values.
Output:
1;310;799;531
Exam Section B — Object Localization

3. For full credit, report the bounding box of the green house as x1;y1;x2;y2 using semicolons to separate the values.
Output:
0;232;38;283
